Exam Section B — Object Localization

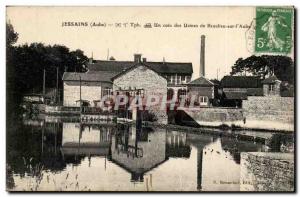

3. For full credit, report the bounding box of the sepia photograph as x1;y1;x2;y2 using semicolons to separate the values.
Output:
6;6;295;192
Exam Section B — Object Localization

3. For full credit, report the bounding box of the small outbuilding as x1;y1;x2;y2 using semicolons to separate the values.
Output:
62;71;117;107
261;75;281;96
220;76;263;107
187;76;216;107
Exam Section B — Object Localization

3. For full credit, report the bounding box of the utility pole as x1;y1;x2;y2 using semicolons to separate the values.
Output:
79;75;82;114
43;68;46;104
56;66;59;104
42;120;45;154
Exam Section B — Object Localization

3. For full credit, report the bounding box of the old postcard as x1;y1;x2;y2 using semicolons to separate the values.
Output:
6;6;295;192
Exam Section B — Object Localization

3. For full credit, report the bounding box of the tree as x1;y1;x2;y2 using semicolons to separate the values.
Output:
6;22;18;47
6;23;20;116
230;55;294;83
12;43;88;94
6;23;89;108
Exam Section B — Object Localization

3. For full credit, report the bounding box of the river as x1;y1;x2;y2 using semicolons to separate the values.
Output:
6;116;292;191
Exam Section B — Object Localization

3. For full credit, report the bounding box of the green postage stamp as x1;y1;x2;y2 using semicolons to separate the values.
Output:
255;7;293;53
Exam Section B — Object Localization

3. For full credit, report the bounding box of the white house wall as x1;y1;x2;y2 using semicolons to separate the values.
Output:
63;82;102;106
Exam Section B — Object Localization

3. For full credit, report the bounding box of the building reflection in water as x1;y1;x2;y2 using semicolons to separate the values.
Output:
166;131;191;158
195;136;264;191
111;125;167;182
186;134;214;190
62;123;111;156
14;118;268;191
59;122;265;190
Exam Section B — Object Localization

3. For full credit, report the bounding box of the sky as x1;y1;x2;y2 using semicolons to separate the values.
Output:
7;6;260;80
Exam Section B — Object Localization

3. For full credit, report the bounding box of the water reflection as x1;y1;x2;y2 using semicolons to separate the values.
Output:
112;125;166;182
7;119;278;191
62;123;112;160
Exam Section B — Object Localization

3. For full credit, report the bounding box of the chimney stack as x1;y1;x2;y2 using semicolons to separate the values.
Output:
88;57;93;64
89;52;93;64
142;57;147;62
134;54;142;63
200;35;205;77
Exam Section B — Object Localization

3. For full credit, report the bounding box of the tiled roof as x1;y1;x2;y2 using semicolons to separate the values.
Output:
220;76;262;88
24;88;57;98
261;75;280;84
187;76;214;86
111;62;166;80
62;71;118;82
87;60;193;74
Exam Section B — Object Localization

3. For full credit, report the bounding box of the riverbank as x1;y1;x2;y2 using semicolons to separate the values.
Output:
182;108;294;133
30;103;294;132
193;120;294;132
145;121;293;143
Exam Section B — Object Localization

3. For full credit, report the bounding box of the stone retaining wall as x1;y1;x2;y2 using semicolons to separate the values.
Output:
240;152;294;191
243;96;294;124
184;107;243;122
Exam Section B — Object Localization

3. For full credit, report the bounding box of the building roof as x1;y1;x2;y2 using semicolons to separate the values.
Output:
111;62;166;80
220;76;262;88
210;79;220;86
224;92;248;100
87;60;193;74
261;75;281;84
62;71;118;82
23;88;57;98
187;76;214;86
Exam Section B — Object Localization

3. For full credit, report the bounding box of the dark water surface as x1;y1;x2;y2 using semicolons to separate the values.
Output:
7;117;290;191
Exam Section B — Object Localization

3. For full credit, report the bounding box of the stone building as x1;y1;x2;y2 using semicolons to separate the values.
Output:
187;76;216;107
87;54;193;102
62;54;193;123
261;75;281;96
112;61;168;124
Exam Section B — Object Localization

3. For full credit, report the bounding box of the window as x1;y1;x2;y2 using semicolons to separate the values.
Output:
170;75;176;84
176;75;180;84
167;75;171;83
178;89;187;100
181;75;186;84
103;87;112;98
199;96;208;105
137;89;145;97
186;76;191;83
167;88;174;100
269;84;274;91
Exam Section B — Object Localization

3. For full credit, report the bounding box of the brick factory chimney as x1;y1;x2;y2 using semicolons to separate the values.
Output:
89;52;93;64
134;54;142;63
200;35;205;77
88;57;93;64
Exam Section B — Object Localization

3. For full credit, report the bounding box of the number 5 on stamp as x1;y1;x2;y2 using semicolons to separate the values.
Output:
255;7;294;54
